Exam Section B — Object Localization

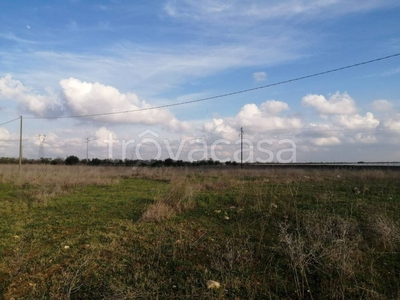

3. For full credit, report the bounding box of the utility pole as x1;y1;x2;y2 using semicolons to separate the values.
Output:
19;116;23;176
240;127;244;169
85;137;91;163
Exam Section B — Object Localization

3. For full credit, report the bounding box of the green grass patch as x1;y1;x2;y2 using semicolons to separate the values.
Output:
0;167;399;299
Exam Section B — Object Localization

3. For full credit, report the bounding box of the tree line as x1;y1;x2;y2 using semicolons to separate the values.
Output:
0;156;239;167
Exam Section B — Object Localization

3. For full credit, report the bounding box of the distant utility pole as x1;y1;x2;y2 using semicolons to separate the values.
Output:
85;137;91;162
240;127;244;169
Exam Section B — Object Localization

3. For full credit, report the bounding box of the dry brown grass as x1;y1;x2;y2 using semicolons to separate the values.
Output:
371;214;400;251
0;165;129;186
0;165;132;205
2;164;398;188
140;201;176;222
140;176;200;222
278;214;366;299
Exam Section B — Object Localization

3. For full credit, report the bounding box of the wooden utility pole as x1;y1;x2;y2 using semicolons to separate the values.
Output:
19;116;23;175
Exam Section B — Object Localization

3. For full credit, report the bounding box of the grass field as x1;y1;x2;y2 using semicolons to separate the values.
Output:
0;165;399;299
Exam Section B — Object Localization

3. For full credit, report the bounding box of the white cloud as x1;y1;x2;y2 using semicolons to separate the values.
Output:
260;100;289;115
59;78;184;129
93;127;118;147
164;0;231;20
382;117;400;132
236;101;303;133
302;92;358;115
166;118;193;133
0;75;190;131
371;99;393;111
203;118;236;140
203;100;303;139
0;75;61;116
253;71;267;82
333;112;379;129
164;0;399;23
310;136;341;146
236;103;261;121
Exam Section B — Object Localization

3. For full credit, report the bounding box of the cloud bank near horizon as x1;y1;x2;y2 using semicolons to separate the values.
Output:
1;75;399;161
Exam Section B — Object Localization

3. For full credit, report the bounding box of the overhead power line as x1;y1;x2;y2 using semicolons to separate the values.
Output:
20;52;400;120
0;117;20;127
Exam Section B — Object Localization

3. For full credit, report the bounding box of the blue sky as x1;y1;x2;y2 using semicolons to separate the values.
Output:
1;0;400;162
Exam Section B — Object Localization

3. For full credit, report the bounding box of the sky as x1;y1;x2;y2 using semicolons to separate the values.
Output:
1;0;400;162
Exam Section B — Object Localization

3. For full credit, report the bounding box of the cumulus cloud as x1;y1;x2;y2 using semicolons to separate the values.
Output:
203;100;303;139
0;75;61;116
371;99;393;111
235;102;303;133
59;78;185;129
93;127;118;147
203;118;237;140
382;116;400;132
302;92;358;115
302;93;382;149
300;108;379;150
0;75;189;131
333;112;379;129
166;118;193;133
260;100;289;115
253;71;267;82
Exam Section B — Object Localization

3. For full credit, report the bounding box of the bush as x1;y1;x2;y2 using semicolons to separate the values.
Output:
65;155;80;165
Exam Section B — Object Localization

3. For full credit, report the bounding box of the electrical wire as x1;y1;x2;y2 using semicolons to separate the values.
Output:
0;117;20;126
24;52;400;120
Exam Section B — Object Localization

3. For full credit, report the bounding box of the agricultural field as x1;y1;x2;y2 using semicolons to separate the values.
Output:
0;165;399;299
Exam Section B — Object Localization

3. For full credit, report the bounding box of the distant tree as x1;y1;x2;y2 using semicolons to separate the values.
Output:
90;158;102;166
164;158;174;166
51;157;64;165
0;157;18;164
65;155;80;165
40;157;51;164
